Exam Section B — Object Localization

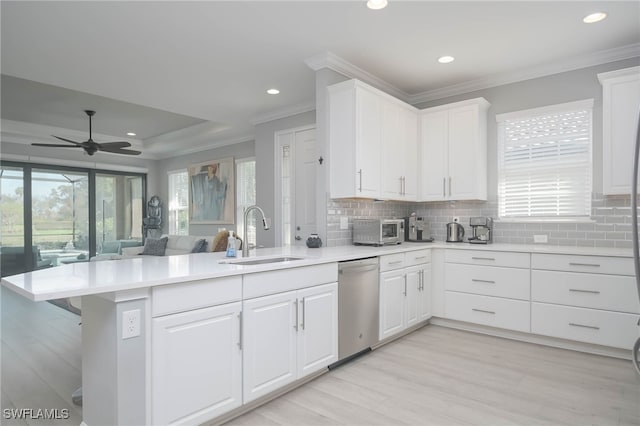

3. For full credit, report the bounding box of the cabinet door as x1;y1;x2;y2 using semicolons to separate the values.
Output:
379;270;406;340
418;264;432;321
380;101;404;199
243;291;297;403
448;105;482;200
601;68;640;195
405;266;421;327
400;107;418;201
356;87;383;198
297;282;338;378
152;302;242;425
419;110;448;201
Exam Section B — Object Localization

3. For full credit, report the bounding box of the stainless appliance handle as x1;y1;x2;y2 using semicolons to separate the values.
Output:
449;176;452;196
301;298;306;330
472;308;495;315
443;177;446;197
569;322;600;331
472;279;495;284
294;299;299;331
399;176;403;194
631;108;640;375
569;262;600;267
340;265;379;274
403;277;407;296
358;169;363;192
569;289;600;294
472;257;495;261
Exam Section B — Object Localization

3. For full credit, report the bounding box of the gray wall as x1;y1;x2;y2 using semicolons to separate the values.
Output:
154;140;255;236
254;111;316;248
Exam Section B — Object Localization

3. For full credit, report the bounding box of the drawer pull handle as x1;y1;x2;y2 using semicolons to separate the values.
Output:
472;279;495;284
414;256;427;260
472;308;495;315
569;289;601;294
568;262;600;267
388;260;403;265
569;322;600;330
472;257;495;261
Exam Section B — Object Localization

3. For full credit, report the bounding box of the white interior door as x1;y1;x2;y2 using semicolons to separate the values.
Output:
293;128;317;246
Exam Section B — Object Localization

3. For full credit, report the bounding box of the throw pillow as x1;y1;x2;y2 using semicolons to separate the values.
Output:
141;237;168;256
190;239;207;253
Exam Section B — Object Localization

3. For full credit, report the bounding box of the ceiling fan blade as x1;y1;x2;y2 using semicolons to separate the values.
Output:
32;143;83;148
52;135;83;145
97;141;132;149
100;147;142;156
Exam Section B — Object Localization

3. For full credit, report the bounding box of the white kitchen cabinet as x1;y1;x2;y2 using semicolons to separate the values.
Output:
329;79;418;200
381;100;418;201
243;282;338;403
598;66;640;195
152;302;242;425
444;249;531;332
379;250;431;340
419;98;490;201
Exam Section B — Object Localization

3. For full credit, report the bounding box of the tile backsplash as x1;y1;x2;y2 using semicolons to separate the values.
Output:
326;193;636;249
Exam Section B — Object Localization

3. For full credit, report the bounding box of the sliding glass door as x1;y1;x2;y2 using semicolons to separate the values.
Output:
0;161;146;277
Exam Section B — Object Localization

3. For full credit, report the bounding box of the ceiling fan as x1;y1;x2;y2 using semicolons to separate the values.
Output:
32;110;141;156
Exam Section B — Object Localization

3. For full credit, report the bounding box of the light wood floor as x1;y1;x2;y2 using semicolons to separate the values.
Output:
2;286;639;426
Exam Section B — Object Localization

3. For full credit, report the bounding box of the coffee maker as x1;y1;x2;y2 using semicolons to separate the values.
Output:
468;217;493;244
405;215;433;242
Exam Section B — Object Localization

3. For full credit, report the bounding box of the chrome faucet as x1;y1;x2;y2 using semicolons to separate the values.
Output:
243;205;270;257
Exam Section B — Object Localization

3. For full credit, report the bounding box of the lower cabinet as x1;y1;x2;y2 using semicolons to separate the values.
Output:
379;258;431;341
152;302;242;425
242;282;338;403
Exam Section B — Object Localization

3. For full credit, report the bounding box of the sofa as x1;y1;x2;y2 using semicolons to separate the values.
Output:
0;246;53;277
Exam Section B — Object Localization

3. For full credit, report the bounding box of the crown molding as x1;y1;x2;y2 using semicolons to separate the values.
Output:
408;43;640;105
251;101;316;125
305;51;410;101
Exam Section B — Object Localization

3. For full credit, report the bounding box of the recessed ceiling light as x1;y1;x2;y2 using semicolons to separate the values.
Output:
267;88;280;95
126;132;136;136
583;12;607;23
367;0;388;10
438;56;455;64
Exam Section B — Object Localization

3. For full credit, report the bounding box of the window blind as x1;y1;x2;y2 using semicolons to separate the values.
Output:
235;158;256;242
497;101;592;219
168;170;189;235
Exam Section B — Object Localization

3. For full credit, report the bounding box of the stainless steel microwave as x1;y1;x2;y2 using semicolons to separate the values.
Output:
353;219;404;246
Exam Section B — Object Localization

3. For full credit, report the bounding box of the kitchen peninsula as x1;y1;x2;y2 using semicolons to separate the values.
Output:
2;243;637;425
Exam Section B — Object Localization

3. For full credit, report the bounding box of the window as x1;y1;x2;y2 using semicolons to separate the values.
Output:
235;158;256;245
497;100;593;220
168;170;189;235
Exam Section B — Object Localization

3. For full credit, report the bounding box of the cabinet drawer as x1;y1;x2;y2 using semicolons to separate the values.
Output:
404;249;431;267
152;276;242;317
445;291;530;333
531;254;634;276
379;253;406;272
445;250;530;268
532;270;640;314
445;264;530;300
531;302;639;349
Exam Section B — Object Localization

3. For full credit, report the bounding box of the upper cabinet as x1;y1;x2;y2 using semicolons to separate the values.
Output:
598;66;640;195
328;79;418;200
419;98;490;201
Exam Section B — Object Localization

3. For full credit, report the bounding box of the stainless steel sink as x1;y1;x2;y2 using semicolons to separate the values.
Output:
220;256;306;266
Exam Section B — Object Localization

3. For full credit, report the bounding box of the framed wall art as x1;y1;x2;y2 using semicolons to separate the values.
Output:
188;158;235;224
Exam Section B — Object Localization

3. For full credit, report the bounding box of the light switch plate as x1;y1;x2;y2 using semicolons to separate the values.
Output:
534;234;548;243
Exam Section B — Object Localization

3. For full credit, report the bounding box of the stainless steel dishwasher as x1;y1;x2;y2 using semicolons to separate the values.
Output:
335;257;380;364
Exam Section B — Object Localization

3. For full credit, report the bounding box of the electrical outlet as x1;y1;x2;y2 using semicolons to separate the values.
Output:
534;234;548;243
340;216;348;230
122;309;141;339
453;217;460;223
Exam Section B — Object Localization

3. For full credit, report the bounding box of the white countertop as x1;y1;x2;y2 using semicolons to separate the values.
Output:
1;242;633;302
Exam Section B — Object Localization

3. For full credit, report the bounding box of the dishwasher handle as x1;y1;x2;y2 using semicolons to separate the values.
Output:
339;264;379;274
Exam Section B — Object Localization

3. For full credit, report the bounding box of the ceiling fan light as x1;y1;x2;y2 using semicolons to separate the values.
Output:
367;0;388;10
583;12;607;23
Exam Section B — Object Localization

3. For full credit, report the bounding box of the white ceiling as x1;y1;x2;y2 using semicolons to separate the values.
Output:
1;1;639;159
